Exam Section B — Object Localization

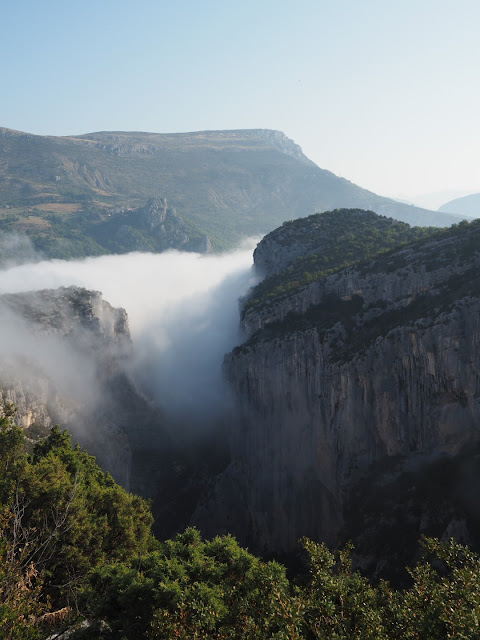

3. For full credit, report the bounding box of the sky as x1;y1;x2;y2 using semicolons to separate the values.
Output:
2;0;479;203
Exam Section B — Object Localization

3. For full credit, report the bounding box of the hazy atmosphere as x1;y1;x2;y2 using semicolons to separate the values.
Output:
0;244;257;423
2;0;480;201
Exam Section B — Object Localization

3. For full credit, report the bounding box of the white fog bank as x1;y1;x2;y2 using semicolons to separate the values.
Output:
0;243;259;424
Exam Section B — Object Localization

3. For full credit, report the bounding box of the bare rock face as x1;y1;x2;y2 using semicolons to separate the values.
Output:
0;284;194;527
0;367;55;429
194;219;480;561
112;197;212;254
0;286;134;486
138;197;170;229
221;298;480;553
0;286;131;345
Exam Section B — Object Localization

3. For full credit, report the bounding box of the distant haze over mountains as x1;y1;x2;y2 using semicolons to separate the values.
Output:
0;127;463;256
392;189;479;212
438;192;480;219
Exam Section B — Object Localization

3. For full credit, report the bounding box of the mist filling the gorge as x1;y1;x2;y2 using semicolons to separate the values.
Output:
0;242;258;429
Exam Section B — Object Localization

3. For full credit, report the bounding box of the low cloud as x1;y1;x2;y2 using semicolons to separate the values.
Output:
0;304;98;407
0;243;258;428
0;232;43;268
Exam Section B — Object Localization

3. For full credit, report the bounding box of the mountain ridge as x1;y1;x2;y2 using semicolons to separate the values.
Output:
0;126;462;257
439;191;480;218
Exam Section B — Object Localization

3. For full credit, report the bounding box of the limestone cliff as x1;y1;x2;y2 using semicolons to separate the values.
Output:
0;286;130;345
111;198;212;254
0;286;139;487
0;283;213;537
194;215;480;568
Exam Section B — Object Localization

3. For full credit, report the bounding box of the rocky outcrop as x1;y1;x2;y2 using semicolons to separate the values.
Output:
243;225;477;336
0;366;58;430
194;219;480;561
110;198;212;254
0;287;136;486
0;286;130;346
137;197;175;230
0;284;204;532
220;297;480;553
255;129;316;167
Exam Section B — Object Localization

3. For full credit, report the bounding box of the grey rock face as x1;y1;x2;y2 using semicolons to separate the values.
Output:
222;299;480;552
255;129;316;167
112;197;211;253
0;367;55;429
138;198;170;230
197;224;480;555
243;232;475;337
0;286;130;345
0;286;133;485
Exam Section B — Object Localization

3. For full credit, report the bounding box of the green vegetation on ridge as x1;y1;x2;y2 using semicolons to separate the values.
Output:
0;128;462;258
0;198;215;260
241;216;480;361
243;209;436;315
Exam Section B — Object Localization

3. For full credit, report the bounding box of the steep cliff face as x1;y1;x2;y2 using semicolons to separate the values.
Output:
0;286;138;486
196;215;480;561
243;232;476;336
0;365;60;430
223;298;480;552
0;284;221;538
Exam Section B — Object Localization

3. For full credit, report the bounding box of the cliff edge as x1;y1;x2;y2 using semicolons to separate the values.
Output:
194;213;480;576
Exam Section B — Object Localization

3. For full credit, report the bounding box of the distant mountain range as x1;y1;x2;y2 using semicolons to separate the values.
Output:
0;127;463;257
439;192;480;218
392;189;476;211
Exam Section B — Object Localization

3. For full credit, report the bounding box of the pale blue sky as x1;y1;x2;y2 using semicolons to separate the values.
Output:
2;0;479;201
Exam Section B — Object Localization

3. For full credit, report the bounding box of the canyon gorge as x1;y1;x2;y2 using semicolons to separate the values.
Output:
1;210;479;579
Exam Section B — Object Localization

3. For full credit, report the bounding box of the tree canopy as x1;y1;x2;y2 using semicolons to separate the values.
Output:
0;413;479;639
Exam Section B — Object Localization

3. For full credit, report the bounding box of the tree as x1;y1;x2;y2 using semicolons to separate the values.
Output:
0;417;156;635
298;539;385;639
0;507;44;640
2;408;480;639
77;528;299;640
381;537;480;639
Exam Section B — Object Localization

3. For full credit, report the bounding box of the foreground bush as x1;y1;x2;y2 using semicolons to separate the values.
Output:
0;415;479;639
